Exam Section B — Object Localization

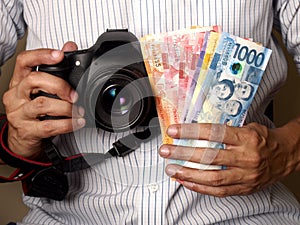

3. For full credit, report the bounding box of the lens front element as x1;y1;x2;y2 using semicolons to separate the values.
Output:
102;84;133;115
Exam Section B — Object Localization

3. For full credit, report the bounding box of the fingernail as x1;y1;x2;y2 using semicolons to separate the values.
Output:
165;164;181;176
167;125;178;137
159;145;170;157
77;118;86;127
51;50;61;58
70;90;78;103
78;107;85;117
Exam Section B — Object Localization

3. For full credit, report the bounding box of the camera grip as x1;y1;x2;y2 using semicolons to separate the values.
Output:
33;51;84;120
37;50;94;90
37;51;75;79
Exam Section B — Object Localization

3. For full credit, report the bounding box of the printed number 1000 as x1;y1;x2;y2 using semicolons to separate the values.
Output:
233;43;266;67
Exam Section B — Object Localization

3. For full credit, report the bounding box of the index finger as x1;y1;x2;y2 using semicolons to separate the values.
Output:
10;49;64;87
166;123;241;145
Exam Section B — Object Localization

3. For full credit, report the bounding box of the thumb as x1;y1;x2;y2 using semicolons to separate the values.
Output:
61;41;78;52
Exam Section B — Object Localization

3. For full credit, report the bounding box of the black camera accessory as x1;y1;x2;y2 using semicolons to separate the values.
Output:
36;29;157;132
0;116;160;200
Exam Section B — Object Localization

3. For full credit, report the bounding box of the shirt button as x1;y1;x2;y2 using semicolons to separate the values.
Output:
148;183;159;193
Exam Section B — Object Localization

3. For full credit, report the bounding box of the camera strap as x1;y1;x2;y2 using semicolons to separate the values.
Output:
26;126;160;200
42;125;159;173
0;118;161;200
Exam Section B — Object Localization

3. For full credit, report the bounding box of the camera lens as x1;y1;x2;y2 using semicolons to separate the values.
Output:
102;84;133;115
88;70;149;132
85;62;156;132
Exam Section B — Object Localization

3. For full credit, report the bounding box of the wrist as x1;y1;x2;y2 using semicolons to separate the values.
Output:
275;118;300;174
0;120;51;168
286;118;300;172
7;136;42;161
6;123;43;161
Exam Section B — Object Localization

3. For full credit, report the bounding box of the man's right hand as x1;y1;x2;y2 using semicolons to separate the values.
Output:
2;42;86;160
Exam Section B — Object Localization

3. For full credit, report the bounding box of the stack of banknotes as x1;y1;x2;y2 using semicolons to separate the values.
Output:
140;26;272;169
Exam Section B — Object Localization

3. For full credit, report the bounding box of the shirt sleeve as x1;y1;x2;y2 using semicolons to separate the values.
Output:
274;0;300;74
0;0;26;68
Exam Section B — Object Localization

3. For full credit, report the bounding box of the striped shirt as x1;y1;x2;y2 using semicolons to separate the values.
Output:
1;0;300;224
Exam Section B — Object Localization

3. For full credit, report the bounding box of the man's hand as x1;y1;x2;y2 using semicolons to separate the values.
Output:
2;42;86;160
159;121;300;197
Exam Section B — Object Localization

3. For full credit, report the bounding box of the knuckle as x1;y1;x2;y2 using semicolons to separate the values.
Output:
184;172;195;181
6;112;16;124
41;120;72;136
176;167;193;181
15;51;27;65
33;96;48;110
40;120;56;133
210;173;224;186
20;73;38;89
2;91;11;107
246;128;263;146
25;72;38;84
249;135;261;147
172;145;185;158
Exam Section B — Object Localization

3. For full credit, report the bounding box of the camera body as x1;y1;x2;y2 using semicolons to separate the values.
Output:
38;29;157;132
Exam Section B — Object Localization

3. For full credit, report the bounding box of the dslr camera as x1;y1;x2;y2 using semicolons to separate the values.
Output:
38;29;157;132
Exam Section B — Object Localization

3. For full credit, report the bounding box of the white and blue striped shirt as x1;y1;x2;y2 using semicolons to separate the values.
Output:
1;0;300;224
